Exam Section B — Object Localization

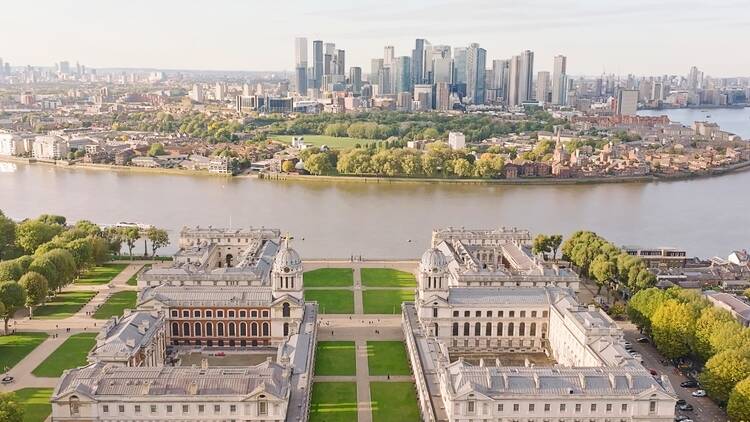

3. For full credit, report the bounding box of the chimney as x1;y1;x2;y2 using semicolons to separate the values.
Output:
126;338;135;348
188;381;198;395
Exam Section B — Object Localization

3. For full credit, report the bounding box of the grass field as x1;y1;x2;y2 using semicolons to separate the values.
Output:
0;332;48;373
274;134;376;150
370;382;420;422
309;382;358;422
32;333;97;377
11;388;53;422
366;341;411;376
361;268;416;287
93;291;137;320
304;268;354;287
314;341;356;376
33;291;96;319
304;289;354;314
362;289;414;314
75;263;128;285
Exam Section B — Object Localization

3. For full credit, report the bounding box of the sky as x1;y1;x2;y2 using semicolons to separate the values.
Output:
1;0;749;77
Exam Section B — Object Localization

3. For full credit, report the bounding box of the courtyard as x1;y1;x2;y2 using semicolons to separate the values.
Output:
304;268;354;287
31;333;98;377
304;289;355;314
314;341;356;376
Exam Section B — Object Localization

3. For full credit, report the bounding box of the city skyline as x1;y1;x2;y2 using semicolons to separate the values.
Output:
1;0;749;76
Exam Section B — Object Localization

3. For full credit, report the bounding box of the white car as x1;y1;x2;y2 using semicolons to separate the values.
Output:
691;390;706;397
630;352;642;359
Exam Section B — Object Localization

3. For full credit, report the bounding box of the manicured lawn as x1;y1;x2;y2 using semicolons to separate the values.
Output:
309;382;358;422
367;341;411;376
363;289;414;314
11;388;53;422
304;289;354;314
370;382;420;422
361;268;416;287
32;291;96;319
274;134;376;150
75;263;128;285
126;273;137;286
93;291;137;319
304;268;353;287
314;341;356;376
0;332;48;373
31;333;97;377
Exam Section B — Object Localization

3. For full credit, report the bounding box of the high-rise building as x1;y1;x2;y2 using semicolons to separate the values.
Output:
215;82;225;101
190;84;204;102
536;71;550;102
383;46;395;67
518;50;534;104
432;57;453;84
349;67;362;95
411;38;429;86
413;84;433;110
507;55;521;106
294;37;308;95
379;67;392;95
312;40;323;89
370;58;384;83
551;55;567;105
435;82;451;111
491;59;510;104
336;49;346;76
428;45;451;84
394;56;412;94
466;43;486;104
453;47;468;85
615;89;638;115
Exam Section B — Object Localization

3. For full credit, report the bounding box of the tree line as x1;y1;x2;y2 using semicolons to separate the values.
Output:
0;211;169;334
628;287;750;420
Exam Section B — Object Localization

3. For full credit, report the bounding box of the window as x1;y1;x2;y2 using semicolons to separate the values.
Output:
575;404;581;412
182;310;189;317
486;322;492;336
194;322;202;336
69;396;80;415
251;322;258;336
150;405;157;413
171;322;179;336
239;310;247;318
529;404;535;412
497;404;504;412
206;310;213;317
167;405;173;413
649;401;656;413
198;405;205;413
103;405;109;413
530;323;537;337
251;310;258;318
560;404;566;412
475;311;481;317
262;322;270;336
283;322;290;336
453;323;459;336
497;322;503;336
240;322;247;336
217;322;225;336
513;403;520;412
214;405;220;413
182;322;190;336
509;311;515;317
230;404;237;413
258;401;268;415
262;310;269;318
487;311;493;317
464;322;470;336
621;404;628;412
134;405;140;413
591;404;597;412
118;404;125;413
183;405;189;413
283;303;291;317
464;311;470;317
519;322;525;336
453;311;459;317
544;404;550;412
217;310;224;318
475;322;481;336
508;322;514;336
606;404;612;412
206;322;213;336
531;311;537;317
193;310;201;317
520;311;526;318
433;307;438;318
229;322;236;336
498;311;503;317
228;310;236;318
171;310;178;317
542;310;548;318
468;401;475;413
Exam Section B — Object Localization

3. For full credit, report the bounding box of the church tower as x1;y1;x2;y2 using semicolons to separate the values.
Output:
271;237;304;300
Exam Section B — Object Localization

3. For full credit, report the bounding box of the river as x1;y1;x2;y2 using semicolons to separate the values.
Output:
638;107;750;139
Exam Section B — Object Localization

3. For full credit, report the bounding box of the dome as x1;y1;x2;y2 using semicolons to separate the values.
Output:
274;245;302;273
421;248;447;271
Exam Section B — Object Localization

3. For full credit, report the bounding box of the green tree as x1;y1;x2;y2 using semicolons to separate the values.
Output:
0;392;24;422
548;235;563;260
693;307;737;362
532;235;551;259
700;349;750;404
120;227;140;257
303;153;335;175
28;255;60;292
15;219;63;254
18;272;48;317
146;228;170;256
44;249;78;288
0;210;16;260
281;160;295;173
148;143;166;156
650;299;694;359
36;214;66;226
728;376;750;422
0;282;26;334
0;260;22;283
591;254;616;295
452;158;474;178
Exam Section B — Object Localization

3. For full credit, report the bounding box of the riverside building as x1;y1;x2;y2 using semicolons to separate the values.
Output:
403;227;677;422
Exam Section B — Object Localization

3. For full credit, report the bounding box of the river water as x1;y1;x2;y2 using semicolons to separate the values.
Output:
638;107;750;139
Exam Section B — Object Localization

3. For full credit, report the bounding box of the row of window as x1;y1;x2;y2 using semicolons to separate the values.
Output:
464;401;644;414
452;310;549;319
171;321;284;337
100;401;269;416
170;309;270;319
451;321;547;337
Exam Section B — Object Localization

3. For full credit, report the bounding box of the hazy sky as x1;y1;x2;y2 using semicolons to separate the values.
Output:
1;0;748;76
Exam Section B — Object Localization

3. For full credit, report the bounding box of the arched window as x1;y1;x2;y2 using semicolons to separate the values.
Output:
530;322;537;337
69;396;80;415
262;322;270;336
206;322;213;336
282;303;291;318
542;323;548;339
463;322;470;336
229;322;236;337
283;322;289;336
508;322;514;336
474;322;481;336
452;323;459;336
519;322;525;336
240;322;247;336
251;322;258;336
194;322;202;337
182;322;190;337
497;322;503;336
486;322;492;336
217;322;225;337
172;322;179;336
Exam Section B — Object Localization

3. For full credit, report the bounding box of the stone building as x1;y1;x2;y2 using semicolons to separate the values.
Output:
87;310;166;367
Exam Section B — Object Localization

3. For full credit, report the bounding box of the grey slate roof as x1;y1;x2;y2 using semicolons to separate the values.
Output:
89;311;163;360
139;285;273;307
447;286;573;306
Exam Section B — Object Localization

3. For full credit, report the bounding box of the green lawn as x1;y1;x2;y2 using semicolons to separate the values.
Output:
309;382;358;422
304;268;354;287
314;341;356;376
32;291;96;319
363;289;414;314
304;289;354;314
274;134;376;150
367;341;411;376
370;382;420;422
31;333;97;377
93;291;137;319
0;332;48;373
75;263;128;285
361;268;416;287
126;273;137;286
11;388;53;422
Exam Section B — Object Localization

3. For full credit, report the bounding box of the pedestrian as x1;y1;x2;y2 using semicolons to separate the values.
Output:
387;373;390;380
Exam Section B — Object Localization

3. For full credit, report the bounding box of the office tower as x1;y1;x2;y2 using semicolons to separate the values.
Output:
190;84;204;102
379;66;392;95
432;57;453;84
243;83;252;97
466;43;486;104
491;59;510;104
336;49;346;76
394;56;412;94
349;67;362;95
370;59;384;83
615;89;638;115
551;55;567;105
323;43;335;77
413;84;433;110
312;40;323;89
435;82;451;111
594;78;603;98
215;82;225;101
536;71;550;102
652;82;664;101
688;66;701;90
453;47;467;85
58;61;70;74
383;46;395;67
411;38;429;86
507;55;521;106
428;45;451;83
518;50;534;103
294;37;308;95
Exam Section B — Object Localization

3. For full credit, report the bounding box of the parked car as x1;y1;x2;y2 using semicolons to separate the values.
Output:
215;351;225;357
0;376;13;385
630;352;642;359
680;380;699;388
637;337;650;343
649;369;658;376
623;341;632;348
674;416;689;422
678;404;694;411
691;390;706;397
676;399;687;406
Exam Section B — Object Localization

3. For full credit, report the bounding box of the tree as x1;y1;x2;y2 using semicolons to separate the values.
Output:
44;249;78;288
281;160;295;173
453;158;474;178
0;282;26;334
728;376;750;422
700;349;750;404
18;272;48;317
28;256;59;292
0;260;22;283
120;227;140;257
532;235;551;259
548;235;563;260
303;153;335;175
591;254;616;295
146;228;169;257
148;143;166;156
693;306;737;362
65;238;94;268
15;220;63;254
89;236;110;265
0;392;24;422
650;299;694;359
0;210;16;260
36;214;66;226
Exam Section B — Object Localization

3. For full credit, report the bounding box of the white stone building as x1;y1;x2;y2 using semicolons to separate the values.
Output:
87;310;166;367
448;132;466;150
32;135;68;159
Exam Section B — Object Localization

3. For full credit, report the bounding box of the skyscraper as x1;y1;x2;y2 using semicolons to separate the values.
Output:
518;50;534;104
312;40;323;89
453;47;468;85
551;55;567;105
336;49;346;76
349;67;362;95
411;38;428;86
466;43;486;104
394;56;412;94
616;89;638;115
536;71;550;102
370;58;384;83
507;55;521;106
383;46;395;67
491;59;510;104
432;57;453;84
294;37;308;95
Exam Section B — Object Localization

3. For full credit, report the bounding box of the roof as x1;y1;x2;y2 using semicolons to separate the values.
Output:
89;311;163;361
139;285;274;308
447;286;571;306
704;291;750;321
